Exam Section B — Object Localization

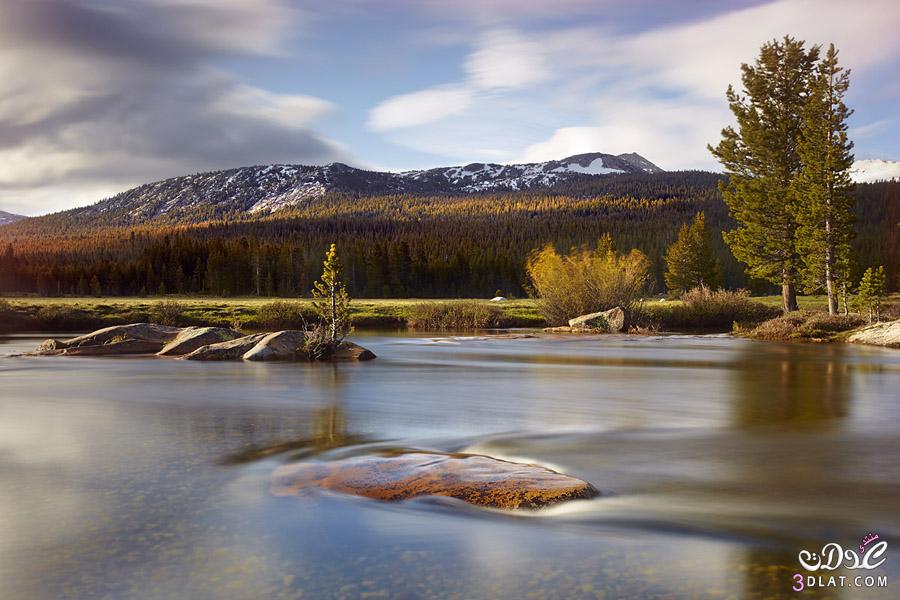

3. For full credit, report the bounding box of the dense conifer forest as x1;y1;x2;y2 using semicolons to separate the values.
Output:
0;172;896;298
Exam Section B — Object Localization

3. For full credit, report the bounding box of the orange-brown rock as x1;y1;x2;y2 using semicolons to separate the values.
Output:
271;451;598;509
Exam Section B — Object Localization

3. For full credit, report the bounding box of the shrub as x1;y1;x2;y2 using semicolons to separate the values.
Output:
33;305;92;330
303;322;335;360
253;301;313;330
151;300;186;326
637;286;778;331
746;310;865;341
526;236;651;325
407;301;505;330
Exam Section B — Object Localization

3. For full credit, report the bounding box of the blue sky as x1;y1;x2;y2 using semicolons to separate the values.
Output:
1;0;899;215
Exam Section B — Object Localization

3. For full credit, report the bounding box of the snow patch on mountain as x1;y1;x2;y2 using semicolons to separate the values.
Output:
551;157;625;175
852;159;900;183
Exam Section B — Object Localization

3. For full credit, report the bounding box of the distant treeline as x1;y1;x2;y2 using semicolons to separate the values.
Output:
1;173;897;297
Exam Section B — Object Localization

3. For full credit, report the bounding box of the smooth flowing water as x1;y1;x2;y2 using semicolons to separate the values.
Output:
0;332;898;599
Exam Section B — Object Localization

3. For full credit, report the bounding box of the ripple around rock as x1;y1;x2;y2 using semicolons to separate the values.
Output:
271;451;598;509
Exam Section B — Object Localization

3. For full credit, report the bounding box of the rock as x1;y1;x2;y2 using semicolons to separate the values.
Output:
33;323;182;355
61;339;168;356
157;326;243;356
242;330;309;362
490;296;507;302
329;341;376;361
567;307;627;333
182;333;269;361
847;319;900;348
271;451;598;509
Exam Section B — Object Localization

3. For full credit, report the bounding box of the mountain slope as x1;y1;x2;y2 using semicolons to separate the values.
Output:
852;159;900;183
0;210;25;225
50;152;663;225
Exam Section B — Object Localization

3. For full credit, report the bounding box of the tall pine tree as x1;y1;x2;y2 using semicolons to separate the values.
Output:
664;212;722;294
710;37;819;313
792;44;855;315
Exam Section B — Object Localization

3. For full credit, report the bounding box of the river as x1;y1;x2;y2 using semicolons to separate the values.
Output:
1;332;898;599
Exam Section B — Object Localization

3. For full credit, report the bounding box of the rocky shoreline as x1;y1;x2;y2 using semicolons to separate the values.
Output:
27;323;376;362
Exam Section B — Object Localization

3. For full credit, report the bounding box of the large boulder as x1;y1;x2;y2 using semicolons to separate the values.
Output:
33;323;182;355
61;339;168;356
847;319;900;348
182;333;269;361
242;330;310;362
272;451;598;509
157;326;244;356
567;307;627;333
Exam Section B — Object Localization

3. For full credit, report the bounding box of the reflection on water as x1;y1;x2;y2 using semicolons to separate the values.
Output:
0;332;898;599
732;343;851;426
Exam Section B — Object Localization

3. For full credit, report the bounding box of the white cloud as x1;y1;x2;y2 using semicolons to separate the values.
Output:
368;85;474;131
369;0;900;169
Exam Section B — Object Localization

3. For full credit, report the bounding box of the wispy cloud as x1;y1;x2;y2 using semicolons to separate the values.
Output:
0;0;347;215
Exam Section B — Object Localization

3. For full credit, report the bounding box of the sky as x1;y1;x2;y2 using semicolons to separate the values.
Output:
2;0;900;216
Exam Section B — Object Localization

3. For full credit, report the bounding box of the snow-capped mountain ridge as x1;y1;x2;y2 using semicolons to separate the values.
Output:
62;152;664;224
852;159;900;183
403;152;663;192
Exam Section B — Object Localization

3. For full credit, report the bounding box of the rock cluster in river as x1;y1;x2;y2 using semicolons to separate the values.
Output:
271;451;598;509
30;323;376;362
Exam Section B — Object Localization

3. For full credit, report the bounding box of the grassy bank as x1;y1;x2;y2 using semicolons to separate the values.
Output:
0;296;544;333
3;294;896;335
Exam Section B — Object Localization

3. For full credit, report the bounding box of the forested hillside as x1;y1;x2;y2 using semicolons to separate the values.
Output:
1;173;896;297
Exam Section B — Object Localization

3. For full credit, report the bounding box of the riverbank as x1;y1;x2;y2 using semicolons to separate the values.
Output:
2;294;897;336
0;296;544;333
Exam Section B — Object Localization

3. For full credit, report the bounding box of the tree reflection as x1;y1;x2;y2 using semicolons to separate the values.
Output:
220;404;367;464
731;343;851;427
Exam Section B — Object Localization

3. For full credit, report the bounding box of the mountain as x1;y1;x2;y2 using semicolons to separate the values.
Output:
0;210;25;226
852;159;900;183
57;152;663;225
402;152;663;192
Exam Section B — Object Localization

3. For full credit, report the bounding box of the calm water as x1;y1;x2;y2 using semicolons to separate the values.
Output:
1;332;898;599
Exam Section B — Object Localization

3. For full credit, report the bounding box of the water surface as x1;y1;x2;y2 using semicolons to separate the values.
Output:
1;332;898;599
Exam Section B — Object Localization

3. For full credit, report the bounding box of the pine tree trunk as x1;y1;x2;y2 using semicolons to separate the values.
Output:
781;278;798;313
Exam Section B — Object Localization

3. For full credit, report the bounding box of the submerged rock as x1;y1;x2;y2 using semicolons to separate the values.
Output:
242;330;309;362
329;341;377;361
182;333;269;360
567;307;627;333
157;326;243;356
847;319;900;348
271;451;598;509
33;323;182;355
